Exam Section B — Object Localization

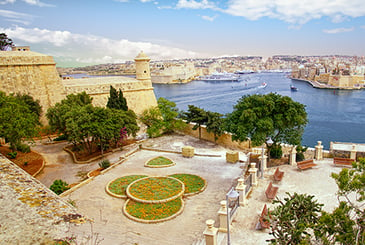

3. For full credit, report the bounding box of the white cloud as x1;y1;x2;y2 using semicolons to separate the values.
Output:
0;9;34;25
323;27;354;34
176;0;216;9
201;15;217;21
175;0;365;25
0;0;54;7
0;26;199;65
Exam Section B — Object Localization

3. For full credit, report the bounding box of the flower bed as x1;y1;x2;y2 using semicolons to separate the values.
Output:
169;174;206;196
144;156;175;168
126;176;184;203
123;197;184;223
106;175;148;198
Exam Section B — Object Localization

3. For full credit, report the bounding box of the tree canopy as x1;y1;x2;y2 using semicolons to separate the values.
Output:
225;93;308;150
0;92;41;150
106;85;128;111
47;92;138;155
181;105;207;139
0;33;13;51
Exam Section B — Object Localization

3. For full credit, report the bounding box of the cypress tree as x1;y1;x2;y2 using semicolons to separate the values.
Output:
107;86;128;111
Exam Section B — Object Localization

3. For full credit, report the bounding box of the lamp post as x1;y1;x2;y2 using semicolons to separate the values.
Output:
226;187;239;245
261;137;273;179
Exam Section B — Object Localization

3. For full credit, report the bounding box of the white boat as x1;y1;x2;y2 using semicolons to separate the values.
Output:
200;72;239;82
290;85;298;91
259;82;267;88
235;69;255;74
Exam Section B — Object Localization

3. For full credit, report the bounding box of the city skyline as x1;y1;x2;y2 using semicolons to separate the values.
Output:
1;0;365;67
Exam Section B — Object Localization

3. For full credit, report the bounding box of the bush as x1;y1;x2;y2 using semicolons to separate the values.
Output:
98;159;110;169
7;151;17;159
296;145;308;162
270;144;283;159
296;152;305;162
53;134;67;141
15;143;30;153
50;179;70;195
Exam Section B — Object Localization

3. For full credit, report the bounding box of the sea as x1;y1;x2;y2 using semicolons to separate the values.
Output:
153;72;365;150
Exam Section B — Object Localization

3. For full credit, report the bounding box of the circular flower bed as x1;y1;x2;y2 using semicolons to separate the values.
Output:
106;175;148;198
123;197;184;223
144;156;175;168
169;174;206;196
126;176;185;203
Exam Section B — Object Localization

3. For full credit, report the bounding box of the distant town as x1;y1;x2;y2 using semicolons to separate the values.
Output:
58;55;365;89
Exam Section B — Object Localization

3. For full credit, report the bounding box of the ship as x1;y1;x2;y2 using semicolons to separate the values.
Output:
290;85;298;91
199;72;239;82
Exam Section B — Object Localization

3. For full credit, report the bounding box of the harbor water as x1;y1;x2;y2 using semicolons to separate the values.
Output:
153;72;365;149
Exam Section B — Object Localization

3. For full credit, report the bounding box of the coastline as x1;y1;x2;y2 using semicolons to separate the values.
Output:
290;77;364;90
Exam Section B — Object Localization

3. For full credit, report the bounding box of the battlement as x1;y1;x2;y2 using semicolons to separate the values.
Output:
0;51;56;66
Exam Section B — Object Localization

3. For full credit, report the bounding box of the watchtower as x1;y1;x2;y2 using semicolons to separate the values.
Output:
134;51;151;81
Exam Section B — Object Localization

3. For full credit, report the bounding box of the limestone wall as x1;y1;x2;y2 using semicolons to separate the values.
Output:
0;51;66;122
63;76;157;115
180;122;251;150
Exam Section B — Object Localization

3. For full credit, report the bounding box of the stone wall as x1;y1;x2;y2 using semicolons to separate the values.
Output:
0;154;85;244
0;51;66;123
180;122;251;150
63;76;157;115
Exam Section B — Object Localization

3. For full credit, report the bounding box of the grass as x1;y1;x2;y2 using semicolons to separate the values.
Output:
169;174;206;194
128;177;183;201
146;156;173;166
126;198;182;220
108;175;148;196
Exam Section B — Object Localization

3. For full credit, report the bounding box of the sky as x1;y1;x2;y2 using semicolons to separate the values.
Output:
1;0;365;67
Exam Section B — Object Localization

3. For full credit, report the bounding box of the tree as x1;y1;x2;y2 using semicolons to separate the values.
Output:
140;97;185;138
205;111;224;142
225;93;307;155
268;192;324;244
315;159;365;245
0;92;40;151
106;85;128;111
0;33;13;51
181;105;207;140
15;93;42;120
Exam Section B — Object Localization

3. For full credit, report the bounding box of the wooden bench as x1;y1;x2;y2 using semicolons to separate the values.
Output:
297;159;317;170
265;182;278;200
273;168;284;181
334;157;354;167
256;204;270;230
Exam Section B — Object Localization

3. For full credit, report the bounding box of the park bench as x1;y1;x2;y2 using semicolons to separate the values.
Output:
273;168;284;181
256;204;270;230
297;159;317;171
265;182;278;200
334;157;354;167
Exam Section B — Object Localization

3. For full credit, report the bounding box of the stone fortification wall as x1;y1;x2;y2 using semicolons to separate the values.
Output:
0;51;66;122
180;122;251;150
0;154;85;244
63;76;157;115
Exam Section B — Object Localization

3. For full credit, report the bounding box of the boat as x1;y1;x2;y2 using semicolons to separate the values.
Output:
290;85;298;91
200;72;239;82
258;82;267;89
234;69;255;74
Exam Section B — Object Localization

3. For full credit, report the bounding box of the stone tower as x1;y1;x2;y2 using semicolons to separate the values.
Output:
134;51;151;81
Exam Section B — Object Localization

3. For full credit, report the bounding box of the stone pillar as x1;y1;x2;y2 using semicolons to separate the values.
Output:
350;144;357;160
315;141;323;161
248;162;258;186
218;200;228;232
236;178;246;206
290;146;297;166
182;146;194;158
258;155;268;171
226;151;239;163
204;219;218;245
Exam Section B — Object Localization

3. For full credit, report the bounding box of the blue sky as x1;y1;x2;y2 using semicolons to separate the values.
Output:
1;0;365;67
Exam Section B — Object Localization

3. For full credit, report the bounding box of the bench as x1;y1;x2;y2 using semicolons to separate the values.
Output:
265;182;278;200
256;204;270;230
297;159;317;170
273;168;284;181
334;157;354;167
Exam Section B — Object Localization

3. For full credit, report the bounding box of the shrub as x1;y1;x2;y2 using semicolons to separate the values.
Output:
98;159;110;169
296;145;308;162
270;144;283;159
16;143;30;153
53;134;67;141
7;151;17;159
50;179;70;195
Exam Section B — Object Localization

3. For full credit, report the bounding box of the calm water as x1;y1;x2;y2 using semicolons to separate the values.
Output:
153;73;365;149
